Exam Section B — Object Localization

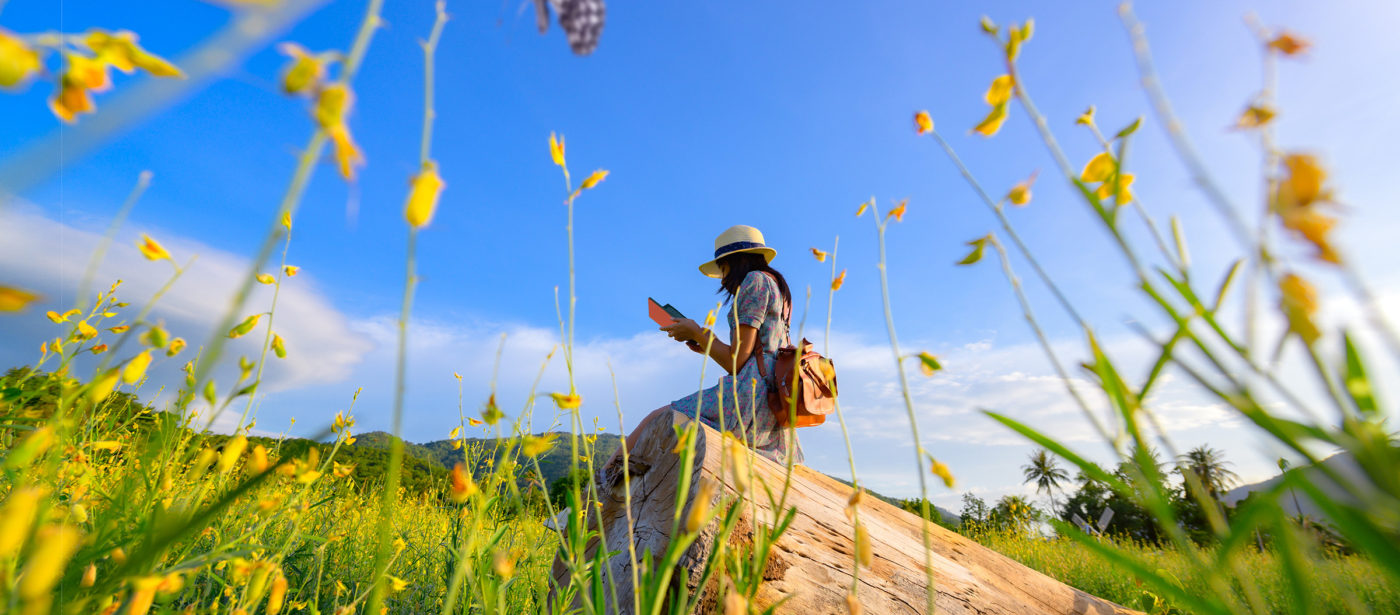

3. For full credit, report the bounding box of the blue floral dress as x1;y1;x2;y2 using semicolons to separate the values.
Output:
670;271;804;465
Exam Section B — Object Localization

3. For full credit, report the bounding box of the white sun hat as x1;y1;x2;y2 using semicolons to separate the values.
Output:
698;225;777;278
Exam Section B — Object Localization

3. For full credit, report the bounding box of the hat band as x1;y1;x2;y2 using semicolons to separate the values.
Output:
714;240;766;258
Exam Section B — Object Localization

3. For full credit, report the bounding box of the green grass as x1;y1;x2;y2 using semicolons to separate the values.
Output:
974;529;1399;614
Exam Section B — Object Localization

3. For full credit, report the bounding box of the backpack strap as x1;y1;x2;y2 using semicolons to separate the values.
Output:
751;271;792;385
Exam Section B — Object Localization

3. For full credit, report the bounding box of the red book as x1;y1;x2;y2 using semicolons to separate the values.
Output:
648;297;685;327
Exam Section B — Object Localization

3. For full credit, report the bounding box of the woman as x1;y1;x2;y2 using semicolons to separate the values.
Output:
614;225;805;471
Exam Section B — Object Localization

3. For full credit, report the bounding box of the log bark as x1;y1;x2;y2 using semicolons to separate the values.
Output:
551;411;1139;615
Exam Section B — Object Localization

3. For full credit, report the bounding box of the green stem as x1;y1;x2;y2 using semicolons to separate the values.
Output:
76;171;152;312
870;208;937;614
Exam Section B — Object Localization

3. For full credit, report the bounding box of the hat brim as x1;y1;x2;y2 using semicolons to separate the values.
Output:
698;247;777;278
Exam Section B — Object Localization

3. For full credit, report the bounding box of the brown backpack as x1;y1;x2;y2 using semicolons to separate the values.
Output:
752;276;838;428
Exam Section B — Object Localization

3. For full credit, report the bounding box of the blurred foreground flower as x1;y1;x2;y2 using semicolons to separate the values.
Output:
138;234;171;261
0;286;40;312
405;161;445;228
1279;273;1320;345
0;29;41;88
1275;153;1340;264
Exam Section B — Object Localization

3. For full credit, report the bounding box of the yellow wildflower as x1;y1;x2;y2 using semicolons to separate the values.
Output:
405;161;446;228
76;319;98;340
580;169;609;190
831;269;847;291
450;463;478;502
1276;154;1340;263
108;325;129;333
847;593;863;615
89;368;120;403
1094;173;1136;204
218;435;248;474
973;101;1008;136
917;352;942;376
1235;104;1276;129
17;524;82;602
685;478;718;533
845;488;863;521
855;522;872;567
0;29;41;88
250;445;269;473
138;234;171;261
810;247;828;262
1081;152;1116;183
257;273;276;284
549;132;566;167
914;110;933;135
167;337;186;357
1075;105;1096;126
81;563;97;588
386;575;408;592
1268;31;1310;56
521;434;557;457
930;458;956;488
549;391;582;409
277;42;323;95
1007;171;1037;206
267;573;289;614
228;314;262;338
86;30;180;77
0;486;45;557
127;576;162;615
468;417;483;426
855;199;870;217
984;74;1014;106
493;550;516;579
327;123;364;181
122;350;152;384
1279;273;1321;345
0;286;40;312
887;199;907;222
284;265;300;277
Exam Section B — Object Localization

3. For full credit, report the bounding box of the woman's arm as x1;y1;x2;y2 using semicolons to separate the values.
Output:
703;323;757;375
660;320;759;375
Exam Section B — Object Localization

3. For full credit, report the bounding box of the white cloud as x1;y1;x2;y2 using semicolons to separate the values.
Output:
0;202;372;401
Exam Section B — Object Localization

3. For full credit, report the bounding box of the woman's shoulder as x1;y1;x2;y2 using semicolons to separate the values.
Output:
741;270;778;294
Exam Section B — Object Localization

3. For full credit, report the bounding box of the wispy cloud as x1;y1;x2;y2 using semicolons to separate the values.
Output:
0;203;372;403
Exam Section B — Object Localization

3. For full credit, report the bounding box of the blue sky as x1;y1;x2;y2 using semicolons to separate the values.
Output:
2;0;1398;508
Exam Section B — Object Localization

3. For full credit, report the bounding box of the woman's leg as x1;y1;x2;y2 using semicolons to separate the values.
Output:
602;405;673;477
625;405;674;451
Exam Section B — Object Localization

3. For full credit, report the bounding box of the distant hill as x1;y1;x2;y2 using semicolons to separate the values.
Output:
1222;451;1364;525
351;430;622;487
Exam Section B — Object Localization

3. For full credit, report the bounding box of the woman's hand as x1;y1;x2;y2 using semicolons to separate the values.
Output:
660;318;705;344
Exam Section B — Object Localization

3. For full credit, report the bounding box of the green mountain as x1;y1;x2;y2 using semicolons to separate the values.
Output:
350;430;622;487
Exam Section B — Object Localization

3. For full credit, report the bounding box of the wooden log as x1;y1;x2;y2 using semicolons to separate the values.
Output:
551;411;1139;614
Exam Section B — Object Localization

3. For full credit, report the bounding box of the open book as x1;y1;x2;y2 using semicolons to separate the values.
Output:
647;297;685;327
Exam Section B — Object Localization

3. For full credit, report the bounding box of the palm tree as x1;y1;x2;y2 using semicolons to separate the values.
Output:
1022;449;1070;513
1176;444;1240;502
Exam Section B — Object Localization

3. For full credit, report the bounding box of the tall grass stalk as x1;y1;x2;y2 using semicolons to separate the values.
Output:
366;3;445;613
865;200;938;614
190;0;383;424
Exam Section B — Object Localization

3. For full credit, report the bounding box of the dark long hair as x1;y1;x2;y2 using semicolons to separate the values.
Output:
716;252;792;311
